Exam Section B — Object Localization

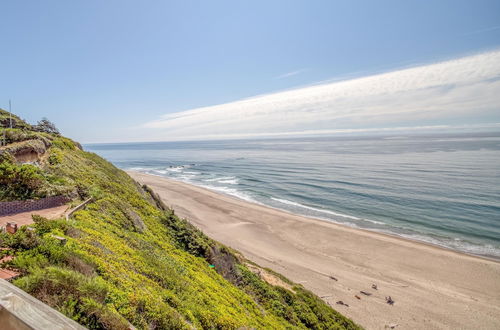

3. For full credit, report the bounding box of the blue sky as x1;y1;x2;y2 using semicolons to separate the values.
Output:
1;1;499;142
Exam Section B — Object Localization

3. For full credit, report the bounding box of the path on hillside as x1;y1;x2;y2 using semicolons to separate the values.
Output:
0;204;69;228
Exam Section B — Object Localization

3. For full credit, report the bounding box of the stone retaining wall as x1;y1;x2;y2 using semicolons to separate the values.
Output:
0;196;70;216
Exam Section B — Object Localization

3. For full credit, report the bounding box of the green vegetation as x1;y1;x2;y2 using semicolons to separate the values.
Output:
0;108;32;130
0;113;72;201
0;161;44;200
0;149;72;201
0;114;360;329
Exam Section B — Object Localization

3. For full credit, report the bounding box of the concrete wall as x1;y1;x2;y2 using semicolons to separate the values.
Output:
0;196;70;216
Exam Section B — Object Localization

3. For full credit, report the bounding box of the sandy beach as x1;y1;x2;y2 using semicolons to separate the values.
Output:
129;171;500;330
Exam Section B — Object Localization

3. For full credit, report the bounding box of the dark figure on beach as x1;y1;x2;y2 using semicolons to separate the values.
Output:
372;284;378;290
386;296;394;305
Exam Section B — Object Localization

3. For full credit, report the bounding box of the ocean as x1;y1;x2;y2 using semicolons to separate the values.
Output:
85;133;500;259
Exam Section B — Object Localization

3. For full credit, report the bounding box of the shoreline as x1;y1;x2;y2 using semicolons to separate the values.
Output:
139;171;499;263
129;171;500;329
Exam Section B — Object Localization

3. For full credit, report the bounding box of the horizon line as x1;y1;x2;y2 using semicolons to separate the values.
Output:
81;123;500;145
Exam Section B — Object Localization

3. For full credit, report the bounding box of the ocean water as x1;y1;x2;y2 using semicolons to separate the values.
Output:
85;133;500;259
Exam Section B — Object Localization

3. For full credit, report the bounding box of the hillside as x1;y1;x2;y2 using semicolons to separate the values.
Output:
0;110;360;329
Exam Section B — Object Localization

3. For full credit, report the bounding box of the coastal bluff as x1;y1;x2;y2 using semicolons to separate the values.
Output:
0;111;360;329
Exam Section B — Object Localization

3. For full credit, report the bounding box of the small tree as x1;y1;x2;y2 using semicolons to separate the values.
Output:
35;117;60;135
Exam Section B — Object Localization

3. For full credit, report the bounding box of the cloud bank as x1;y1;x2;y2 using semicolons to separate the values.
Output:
143;51;500;141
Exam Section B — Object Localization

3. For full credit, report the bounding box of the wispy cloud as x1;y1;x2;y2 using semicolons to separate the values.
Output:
141;51;500;141
274;69;307;79
463;25;500;36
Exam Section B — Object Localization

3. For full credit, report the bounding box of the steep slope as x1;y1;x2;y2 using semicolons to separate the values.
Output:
0;114;360;329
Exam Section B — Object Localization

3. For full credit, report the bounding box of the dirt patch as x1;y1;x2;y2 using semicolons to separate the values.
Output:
14;149;39;163
246;263;295;292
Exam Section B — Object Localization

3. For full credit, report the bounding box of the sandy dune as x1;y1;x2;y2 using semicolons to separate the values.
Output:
129;171;500;330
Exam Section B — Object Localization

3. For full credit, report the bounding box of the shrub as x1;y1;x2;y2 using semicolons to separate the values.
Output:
48;148;64;165
160;211;212;258
0;161;44;200
14;267;129;330
0;154;71;201
0;227;40;251
51;137;76;150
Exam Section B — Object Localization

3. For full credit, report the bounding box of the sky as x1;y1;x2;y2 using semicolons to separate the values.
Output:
1;1;500;143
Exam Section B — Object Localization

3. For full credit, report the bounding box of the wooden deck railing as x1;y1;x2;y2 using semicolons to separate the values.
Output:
65;198;93;221
0;279;86;329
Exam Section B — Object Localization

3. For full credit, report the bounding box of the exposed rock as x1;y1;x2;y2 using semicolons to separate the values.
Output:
125;209;147;233
0;139;49;163
207;245;241;284
142;184;169;211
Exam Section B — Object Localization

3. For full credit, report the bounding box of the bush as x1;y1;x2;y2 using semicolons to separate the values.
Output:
14;267;129;330
51;137;76;150
4;128;38;143
0;159;70;201
0;161;44;200
0;227;40;251
48;148;64;165
160;211;212;258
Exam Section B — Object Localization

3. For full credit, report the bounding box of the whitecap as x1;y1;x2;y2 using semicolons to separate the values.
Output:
217;179;239;185
166;166;184;172
204;176;237;182
399;233;500;258
198;184;258;204
270;197;364;221
128;167;149;171
152;169;168;175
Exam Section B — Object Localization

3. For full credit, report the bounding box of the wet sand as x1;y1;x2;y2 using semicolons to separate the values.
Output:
129;171;500;330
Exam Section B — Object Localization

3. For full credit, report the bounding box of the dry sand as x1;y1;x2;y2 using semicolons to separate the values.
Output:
129;171;500;330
